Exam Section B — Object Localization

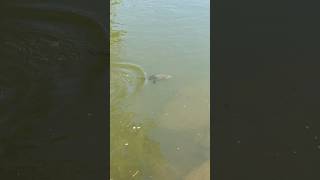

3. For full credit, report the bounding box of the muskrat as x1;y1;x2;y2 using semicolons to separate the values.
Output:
148;74;172;84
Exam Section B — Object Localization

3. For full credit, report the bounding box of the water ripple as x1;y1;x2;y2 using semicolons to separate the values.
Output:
110;62;147;104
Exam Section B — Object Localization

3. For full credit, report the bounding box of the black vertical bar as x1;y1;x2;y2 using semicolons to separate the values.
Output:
0;1;109;179
214;0;320;179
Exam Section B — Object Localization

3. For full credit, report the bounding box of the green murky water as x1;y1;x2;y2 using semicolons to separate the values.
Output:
110;0;210;179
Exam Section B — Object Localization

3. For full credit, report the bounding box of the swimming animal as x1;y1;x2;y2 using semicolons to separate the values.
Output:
148;74;172;84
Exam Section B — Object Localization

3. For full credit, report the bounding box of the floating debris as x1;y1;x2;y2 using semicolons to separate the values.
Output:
236;140;241;144
137;126;141;129
124;143;129;146
305;125;310;129
132;126;136;130
315;136;319;140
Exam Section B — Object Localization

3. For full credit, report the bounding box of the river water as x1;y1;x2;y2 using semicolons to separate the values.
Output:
110;0;210;179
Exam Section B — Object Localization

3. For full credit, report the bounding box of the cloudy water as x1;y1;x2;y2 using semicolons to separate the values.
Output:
110;0;210;179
